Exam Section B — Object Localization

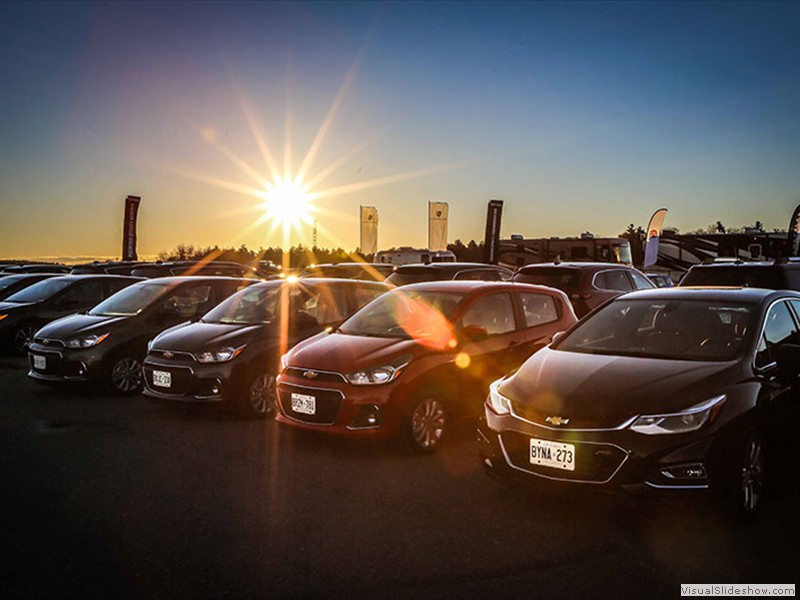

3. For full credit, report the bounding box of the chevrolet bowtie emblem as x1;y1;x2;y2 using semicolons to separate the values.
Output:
163;351;174;359
545;416;570;426
303;370;319;379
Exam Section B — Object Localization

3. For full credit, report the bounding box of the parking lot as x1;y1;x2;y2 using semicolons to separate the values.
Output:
0;354;797;598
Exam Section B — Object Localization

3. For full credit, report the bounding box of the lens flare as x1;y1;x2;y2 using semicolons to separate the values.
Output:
262;177;315;228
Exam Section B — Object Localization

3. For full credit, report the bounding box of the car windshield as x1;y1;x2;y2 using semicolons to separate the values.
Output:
88;282;175;317
515;268;580;293
338;289;464;342
0;275;29;292
203;284;280;324
554;298;755;361
3;278;73;303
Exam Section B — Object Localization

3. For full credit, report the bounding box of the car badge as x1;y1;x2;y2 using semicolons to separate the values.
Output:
163;351;174;359
545;416;570;427
41;339;51;346
303;370;319;380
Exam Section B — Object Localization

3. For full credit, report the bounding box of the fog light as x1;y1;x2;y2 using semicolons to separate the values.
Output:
77;363;87;376
661;463;707;480
350;404;383;429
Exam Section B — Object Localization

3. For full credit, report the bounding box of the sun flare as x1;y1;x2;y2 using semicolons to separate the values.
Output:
261;177;314;228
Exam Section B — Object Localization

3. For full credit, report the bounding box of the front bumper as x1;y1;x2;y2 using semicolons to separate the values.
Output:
478;405;715;494
27;343;106;383
274;371;408;440
141;356;239;403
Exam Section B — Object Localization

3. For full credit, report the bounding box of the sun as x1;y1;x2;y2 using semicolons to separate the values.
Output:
261;177;314;228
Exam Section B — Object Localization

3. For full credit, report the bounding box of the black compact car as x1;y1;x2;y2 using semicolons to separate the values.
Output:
479;287;800;518
513;262;655;317
0;274;60;302
300;262;395;282
385;262;513;286
130;261;262;279
679;258;800;290
0;275;142;353
27;277;254;394
142;278;392;419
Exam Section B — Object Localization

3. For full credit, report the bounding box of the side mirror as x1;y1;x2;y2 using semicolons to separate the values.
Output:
459;324;489;343
551;331;566;344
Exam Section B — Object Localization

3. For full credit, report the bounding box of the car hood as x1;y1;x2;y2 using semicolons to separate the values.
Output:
288;331;423;371
151;321;269;352
35;314;128;340
500;347;743;428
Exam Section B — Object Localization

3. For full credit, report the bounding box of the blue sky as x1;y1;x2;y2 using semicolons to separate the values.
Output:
1;1;799;259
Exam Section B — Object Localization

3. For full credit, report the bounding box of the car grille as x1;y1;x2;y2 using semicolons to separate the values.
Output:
499;431;627;484
33;337;66;348
143;365;193;396
284;367;346;383
148;350;195;364
277;383;343;425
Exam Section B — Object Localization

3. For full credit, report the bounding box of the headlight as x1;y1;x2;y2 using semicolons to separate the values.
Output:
345;355;410;385
630;395;726;435
279;352;289;372
66;333;109;349
196;345;245;363
147;338;155;352
486;378;511;415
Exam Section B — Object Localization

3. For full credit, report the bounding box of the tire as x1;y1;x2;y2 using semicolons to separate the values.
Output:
725;428;766;520
405;392;447;453
238;371;276;420
13;323;38;354
105;355;144;396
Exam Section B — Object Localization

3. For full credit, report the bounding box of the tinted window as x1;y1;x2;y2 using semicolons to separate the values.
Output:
520;293;559;327
354;284;387;308
755;301;799;368
460;293;516;336
60;281;105;307
630;270;655;290
595;270;633;292
514;268;580;294
108;278;136;294
4;278;73;303
681;266;783;289
163;284;214;318
90;282;174;316
299;284;349;325
454;269;498;281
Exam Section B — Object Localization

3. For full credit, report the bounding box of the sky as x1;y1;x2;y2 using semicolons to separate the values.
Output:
1;1;800;261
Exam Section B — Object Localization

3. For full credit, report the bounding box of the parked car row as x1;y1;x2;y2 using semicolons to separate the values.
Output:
10;257;800;520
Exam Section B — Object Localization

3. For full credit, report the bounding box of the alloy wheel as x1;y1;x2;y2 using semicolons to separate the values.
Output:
13;325;38;353
410;397;445;450
110;357;143;394
249;373;276;417
740;433;765;516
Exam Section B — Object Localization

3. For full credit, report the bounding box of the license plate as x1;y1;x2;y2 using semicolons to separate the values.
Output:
530;439;576;471
32;354;46;370
152;370;172;388
291;393;316;415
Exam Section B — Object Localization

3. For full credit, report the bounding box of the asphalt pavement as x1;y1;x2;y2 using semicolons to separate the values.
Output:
0;355;797;598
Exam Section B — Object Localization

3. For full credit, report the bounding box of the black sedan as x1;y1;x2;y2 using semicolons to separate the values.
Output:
0;274;60;302
479;287;800;518
142;278;391;419
27;277;254;394
0;275;142;353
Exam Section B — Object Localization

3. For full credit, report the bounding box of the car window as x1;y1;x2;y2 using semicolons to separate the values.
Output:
354;284;387;308
755;301;799;368
595;270;633;292
629;270;655;290
164;284;214;318
107;278;136;295
454;269;496;281
460;293;516;336
298;285;348;325
60;281;105;307
519;292;559;327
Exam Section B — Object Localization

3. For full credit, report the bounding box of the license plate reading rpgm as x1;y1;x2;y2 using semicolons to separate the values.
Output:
152;370;172;388
33;354;46;370
529;439;576;471
291;393;316;415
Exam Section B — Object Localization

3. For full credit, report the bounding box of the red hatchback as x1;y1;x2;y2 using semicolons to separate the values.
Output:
276;281;577;451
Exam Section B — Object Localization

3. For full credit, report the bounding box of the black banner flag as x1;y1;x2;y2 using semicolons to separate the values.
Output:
122;195;141;261
483;199;503;264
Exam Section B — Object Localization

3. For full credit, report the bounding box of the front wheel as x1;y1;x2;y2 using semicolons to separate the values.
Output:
238;371;276;420
13;323;38;354
406;394;446;453
106;355;144;395
724;428;766;520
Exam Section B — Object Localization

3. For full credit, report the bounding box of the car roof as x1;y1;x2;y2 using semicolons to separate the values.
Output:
517;262;634;271
394;262;506;271
387;280;547;294
131;276;255;284
45;274;144;282
614;286;800;304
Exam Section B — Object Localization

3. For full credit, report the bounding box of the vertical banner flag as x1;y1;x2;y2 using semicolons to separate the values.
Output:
428;201;449;251
788;203;800;256
122;195;141;261
643;207;668;268
483;199;504;264
360;206;379;256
